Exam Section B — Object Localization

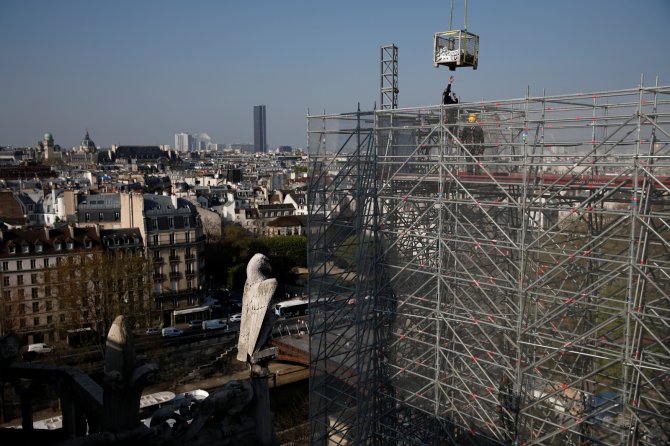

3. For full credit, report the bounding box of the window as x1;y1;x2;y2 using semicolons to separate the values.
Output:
44;258;50;268
55;242;62;251
67;241;74;250
153;250;160;260
45;286;51;297
16;261;22;270
31;288;38;299
85;212;90;222
33;317;40;327
85;239;92;248
35;242;43;253
2;277;9;287
187;280;193;290
99;212;104;221
169;248;176;259
60;314;65;323
168;217;174;228
17;289;24;299
2;290;9;299
115;211;120;221
152;219;158;230
20;319;25;328
17;275;24;286
169;233;175;245
32;302;39;313
184;218;189;228
1;261;7;271
46;301;52;311
22;244;30;254
185;232;191;243
47;315;53;324
152;234;159;246
31;273;37;284
9;245;16;254
30;259;36;269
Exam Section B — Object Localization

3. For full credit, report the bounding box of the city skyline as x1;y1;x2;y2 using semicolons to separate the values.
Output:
1;0;669;150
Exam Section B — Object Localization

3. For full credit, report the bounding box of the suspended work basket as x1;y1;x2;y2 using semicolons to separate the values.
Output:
434;29;479;70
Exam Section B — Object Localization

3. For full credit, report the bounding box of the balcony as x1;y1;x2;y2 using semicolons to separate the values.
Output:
184;254;196;261
169;271;182;280
153;273;165;282
169;256;180;263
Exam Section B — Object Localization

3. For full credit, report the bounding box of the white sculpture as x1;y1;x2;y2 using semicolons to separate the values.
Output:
237;253;278;363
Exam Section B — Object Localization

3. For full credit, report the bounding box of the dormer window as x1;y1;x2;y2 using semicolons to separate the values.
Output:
85;239;92;249
35;242;43;253
55;241;62;251
22;244;30;254
8;245;16;254
66;241;74;250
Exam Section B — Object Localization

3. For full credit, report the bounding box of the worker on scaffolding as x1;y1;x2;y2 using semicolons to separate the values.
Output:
442;75;459;105
442;75;460;141
460;112;484;174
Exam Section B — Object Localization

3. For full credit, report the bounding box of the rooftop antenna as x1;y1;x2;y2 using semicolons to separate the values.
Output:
433;0;479;71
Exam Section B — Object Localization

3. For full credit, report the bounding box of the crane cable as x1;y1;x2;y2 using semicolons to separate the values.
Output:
449;0;468;31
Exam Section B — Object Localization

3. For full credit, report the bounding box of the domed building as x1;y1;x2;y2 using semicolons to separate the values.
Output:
79;130;97;153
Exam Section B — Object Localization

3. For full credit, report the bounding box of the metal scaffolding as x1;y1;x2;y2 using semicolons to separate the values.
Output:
381;44;399;110
308;83;670;445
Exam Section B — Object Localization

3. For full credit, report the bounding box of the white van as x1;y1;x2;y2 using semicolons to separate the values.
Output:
161;327;183;337
27;343;53;353
202;319;229;331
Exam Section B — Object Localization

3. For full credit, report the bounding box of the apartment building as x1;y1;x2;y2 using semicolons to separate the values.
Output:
140;194;205;326
0;225;148;344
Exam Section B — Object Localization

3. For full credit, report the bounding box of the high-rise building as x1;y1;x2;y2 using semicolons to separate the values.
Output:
253;105;267;153
174;132;193;152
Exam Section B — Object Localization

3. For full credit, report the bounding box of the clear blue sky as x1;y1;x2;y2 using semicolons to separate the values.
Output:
1;0;668;150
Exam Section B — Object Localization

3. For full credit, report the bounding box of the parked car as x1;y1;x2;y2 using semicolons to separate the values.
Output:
161;327;183;337
27;343;53;353
145;327;161;336
229;313;242;323
188;320;203;329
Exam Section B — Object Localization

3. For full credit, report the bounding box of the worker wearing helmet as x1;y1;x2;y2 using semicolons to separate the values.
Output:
461;112;485;174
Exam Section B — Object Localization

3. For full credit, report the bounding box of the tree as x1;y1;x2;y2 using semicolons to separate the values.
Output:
205;225;307;291
48;249;154;347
